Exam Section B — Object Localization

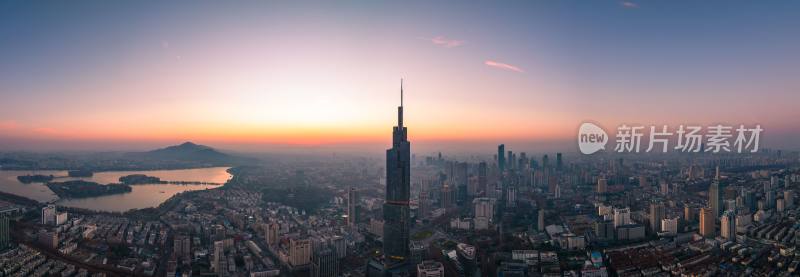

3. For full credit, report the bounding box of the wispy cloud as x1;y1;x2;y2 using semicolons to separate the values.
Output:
421;36;465;48
484;60;524;73
621;1;639;8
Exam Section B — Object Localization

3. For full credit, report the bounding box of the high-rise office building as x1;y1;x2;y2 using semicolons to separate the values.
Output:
384;80;411;266
0;216;9;250
418;190;430;218
507;151;514;170
290;238;311;267
699;207;715;238
721;211;735;241
661;217;679;236
55;211;68;226
473;197;495;222
766;190;776;209
542;154;549;169
41;205;56;225
455;162;468;203
709;180;721;221
497;145;505;172
347;187;358;226
467;176;478;197
173;235;191;258
556;153;563;171
613;207;631;228
265;222;279;246
684;205;697;222
506;186;517;207
478;161;487;195
311;248;339;277
594;220;615;241
441;183;455;209
649;202;665;234
538;209;545;231
329;235;346;260
785;190;794;208
742;189;756;212
213;240;224;273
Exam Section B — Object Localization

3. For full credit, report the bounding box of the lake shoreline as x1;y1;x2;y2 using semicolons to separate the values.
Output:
0;166;232;212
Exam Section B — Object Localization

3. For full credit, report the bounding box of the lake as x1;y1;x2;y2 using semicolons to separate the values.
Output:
0;167;231;212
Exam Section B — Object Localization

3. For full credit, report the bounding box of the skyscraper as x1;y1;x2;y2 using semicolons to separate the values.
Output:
661;217;679;236
542;154;549;169
473;197;495;222
708;167;722;219
213;240;224;273
347;187;358;226
613;207;631;228
290;238;311;267
384;80;411;266
441;183;455;209
455;162;468;203
684;205;697;222
478;161;487;196
0;216;9;250
266;222;279;246
497;145;505;172
556;152;563;171
649;202;665;234
418;190;429;219
538;209;545;231
699;207;715;238
311;247;339;277
507;151;514;170
721;211;735;241
41;204;56;225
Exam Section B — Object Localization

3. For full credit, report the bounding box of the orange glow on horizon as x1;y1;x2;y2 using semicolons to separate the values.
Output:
0;114;576;147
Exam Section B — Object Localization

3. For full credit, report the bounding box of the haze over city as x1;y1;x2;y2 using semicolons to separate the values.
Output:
1;1;799;153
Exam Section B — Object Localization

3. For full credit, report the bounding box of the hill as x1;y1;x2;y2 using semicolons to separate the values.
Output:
128;142;248;166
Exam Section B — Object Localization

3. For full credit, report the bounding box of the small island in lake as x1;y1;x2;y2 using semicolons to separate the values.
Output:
118;174;222;186
47;180;131;198
17;174;55;183
68;170;94;177
119;174;163;185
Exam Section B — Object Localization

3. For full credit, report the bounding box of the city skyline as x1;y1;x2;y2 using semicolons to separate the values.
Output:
2;1;800;152
2;2;800;276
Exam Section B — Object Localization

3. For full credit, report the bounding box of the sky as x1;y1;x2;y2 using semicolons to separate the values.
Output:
0;1;799;153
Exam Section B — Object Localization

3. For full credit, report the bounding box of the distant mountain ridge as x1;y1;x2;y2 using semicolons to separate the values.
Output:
129;141;242;164
0;141;253;171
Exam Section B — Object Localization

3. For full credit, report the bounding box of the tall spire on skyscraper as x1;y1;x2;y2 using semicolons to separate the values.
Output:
398;78;404;128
